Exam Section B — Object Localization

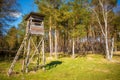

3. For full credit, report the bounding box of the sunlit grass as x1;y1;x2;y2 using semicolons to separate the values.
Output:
0;54;120;80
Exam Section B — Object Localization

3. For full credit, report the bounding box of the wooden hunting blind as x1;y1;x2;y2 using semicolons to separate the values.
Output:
25;12;45;35
8;12;45;76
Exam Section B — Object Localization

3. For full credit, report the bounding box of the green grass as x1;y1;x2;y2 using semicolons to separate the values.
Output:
0;54;120;80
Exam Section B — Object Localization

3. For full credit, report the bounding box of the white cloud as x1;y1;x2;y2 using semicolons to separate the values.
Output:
10;12;22;18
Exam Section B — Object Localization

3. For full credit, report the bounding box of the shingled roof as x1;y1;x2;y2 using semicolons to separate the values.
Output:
25;12;45;21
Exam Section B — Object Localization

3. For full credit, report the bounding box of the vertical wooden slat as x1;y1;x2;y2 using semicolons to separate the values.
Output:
42;38;45;70
21;40;26;72
25;36;31;73
37;36;40;69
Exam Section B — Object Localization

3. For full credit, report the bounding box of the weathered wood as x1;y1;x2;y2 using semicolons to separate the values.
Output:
25;36;31;73
30;38;43;61
42;39;45;70
21;40;26;72
8;12;45;76
30;27;44;35
36;37;40;69
26;12;44;35
8;34;29;76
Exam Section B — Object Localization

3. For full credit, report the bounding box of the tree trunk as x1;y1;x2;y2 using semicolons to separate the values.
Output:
55;29;58;59
110;37;114;60
49;16;52;57
105;36;110;60
72;38;75;58
91;0;115;60
104;11;111;60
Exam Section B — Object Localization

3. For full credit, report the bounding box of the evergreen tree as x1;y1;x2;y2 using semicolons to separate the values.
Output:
5;27;18;50
68;0;89;58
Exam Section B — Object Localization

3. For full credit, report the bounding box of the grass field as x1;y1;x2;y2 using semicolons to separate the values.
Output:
0;54;120;80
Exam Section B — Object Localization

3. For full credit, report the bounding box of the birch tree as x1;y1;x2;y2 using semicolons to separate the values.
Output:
90;0;117;60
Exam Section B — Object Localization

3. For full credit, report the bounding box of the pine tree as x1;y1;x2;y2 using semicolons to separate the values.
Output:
5;27;18;50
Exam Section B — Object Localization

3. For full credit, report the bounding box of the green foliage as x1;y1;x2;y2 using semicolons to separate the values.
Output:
0;36;8;50
113;13;120;32
67;0;89;38
5;27;18;50
70;25;86;38
17;17;27;44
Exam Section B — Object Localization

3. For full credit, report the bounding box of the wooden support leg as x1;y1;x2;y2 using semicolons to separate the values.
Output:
37;37;40;69
42;39;45;70
36;52;40;69
25;37;31;73
7;34;28;76
30;38;43;62
22;41;26;73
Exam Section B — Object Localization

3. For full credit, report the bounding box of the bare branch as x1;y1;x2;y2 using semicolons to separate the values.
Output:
99;0;106;21
88;7;105;37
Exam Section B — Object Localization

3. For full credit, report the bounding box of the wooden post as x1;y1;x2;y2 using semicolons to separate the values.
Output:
37;36;40;69
25;36;31;73
42;21;45;70
42;38;45;70
21;40;26;72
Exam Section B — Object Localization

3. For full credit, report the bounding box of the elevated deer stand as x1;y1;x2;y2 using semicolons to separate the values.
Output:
8;12;45;76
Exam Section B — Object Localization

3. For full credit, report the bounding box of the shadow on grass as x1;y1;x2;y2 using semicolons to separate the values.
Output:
45;61;62;70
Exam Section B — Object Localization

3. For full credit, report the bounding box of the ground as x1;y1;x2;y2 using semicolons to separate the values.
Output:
0;53;120;80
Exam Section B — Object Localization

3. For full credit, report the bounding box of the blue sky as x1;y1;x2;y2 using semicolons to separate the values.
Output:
11;0;120;28
10;0;38;27
116;0;120;12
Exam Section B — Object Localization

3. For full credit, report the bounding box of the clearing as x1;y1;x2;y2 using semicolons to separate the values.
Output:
0;54;120;80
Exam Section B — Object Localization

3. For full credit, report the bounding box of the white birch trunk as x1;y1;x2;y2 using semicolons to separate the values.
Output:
105;36;110;60
110;38;114;60
72;38;75;58
90;0;114;60
104;12;110;60
55;29;58;59
99;0;111;60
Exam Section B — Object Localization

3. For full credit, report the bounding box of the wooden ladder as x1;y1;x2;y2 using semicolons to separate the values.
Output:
8;34;29;76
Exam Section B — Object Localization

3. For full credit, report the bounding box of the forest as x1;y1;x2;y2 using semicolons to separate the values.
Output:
0;0;120;80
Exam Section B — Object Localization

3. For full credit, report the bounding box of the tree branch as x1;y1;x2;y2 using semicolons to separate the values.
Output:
89;7;105;37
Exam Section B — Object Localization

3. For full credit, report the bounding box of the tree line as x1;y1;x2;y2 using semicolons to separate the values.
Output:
0;0;120;60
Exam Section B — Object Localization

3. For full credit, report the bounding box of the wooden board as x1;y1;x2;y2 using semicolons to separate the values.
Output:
30;26;44;35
